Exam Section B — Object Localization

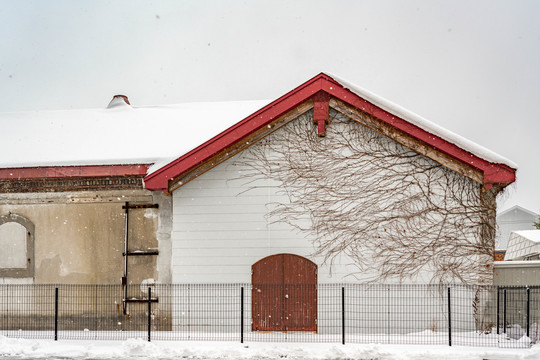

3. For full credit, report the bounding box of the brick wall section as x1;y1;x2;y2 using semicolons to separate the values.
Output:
0;176;144;193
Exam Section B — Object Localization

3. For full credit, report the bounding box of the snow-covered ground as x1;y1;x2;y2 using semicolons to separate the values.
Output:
1;336;539;360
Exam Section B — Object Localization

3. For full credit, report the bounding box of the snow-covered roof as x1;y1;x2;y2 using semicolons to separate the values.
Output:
0;99;270;169
0;73;517;188
515;230;540;243
327;73;517;169
505;230;540;261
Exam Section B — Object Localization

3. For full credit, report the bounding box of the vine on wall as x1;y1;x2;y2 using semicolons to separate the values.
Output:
235;109;496;284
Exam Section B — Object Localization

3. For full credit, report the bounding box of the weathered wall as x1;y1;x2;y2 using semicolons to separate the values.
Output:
0;189;167;285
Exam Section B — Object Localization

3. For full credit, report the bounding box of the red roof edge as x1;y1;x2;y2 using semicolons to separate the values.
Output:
143;73;332;190
0;164;150;180
144;73;516;191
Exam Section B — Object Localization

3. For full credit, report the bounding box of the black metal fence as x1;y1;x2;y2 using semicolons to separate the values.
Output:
0;284;538;348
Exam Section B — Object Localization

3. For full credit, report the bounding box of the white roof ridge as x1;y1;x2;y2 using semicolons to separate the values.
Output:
513;229;540;237
0;99;271;115
498;205;539;217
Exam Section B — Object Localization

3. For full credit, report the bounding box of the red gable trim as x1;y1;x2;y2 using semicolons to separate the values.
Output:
0;164;150;180
144;73;516;191
318;77;516;188
143;76;327;190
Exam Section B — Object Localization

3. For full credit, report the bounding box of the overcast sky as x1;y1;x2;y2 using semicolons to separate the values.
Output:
1;0;539;213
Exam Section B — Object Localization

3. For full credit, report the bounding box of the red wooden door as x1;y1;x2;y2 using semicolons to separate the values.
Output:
252;254;317;331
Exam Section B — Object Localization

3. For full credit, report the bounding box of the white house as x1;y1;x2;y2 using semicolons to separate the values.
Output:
496;205;538;253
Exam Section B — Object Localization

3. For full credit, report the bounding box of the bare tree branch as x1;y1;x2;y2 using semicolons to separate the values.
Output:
234;109;496;284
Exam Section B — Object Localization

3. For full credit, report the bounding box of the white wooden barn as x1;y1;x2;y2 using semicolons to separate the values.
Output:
144;73;516;286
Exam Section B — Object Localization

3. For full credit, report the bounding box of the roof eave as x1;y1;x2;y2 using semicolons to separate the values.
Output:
0;164;150;180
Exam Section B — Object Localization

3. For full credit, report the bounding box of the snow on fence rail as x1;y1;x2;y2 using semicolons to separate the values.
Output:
0;284;538;348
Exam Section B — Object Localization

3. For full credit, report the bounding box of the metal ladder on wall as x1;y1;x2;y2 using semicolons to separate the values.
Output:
121;201;160;315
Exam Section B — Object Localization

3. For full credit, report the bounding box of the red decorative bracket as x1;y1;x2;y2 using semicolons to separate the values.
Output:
312;92;331;137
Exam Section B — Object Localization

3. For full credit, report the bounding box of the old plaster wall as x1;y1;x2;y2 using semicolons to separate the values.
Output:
0;189;166;285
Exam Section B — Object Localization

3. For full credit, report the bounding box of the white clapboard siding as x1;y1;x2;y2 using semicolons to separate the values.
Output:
171;247;311;258
171;151;362;284
171;230;293;242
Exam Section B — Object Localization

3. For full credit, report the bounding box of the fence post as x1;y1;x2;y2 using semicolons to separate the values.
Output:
447;287;451;347
241;286;244;344
341;286;345;345
496;286;500;335
503;289;507;334
54;287;58;341
526;287;530;339
148;287;151;342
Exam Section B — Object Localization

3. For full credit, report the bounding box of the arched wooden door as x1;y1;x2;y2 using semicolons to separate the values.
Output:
252;254;317;331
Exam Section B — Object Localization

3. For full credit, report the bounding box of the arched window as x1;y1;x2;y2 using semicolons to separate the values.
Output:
0;214;34;278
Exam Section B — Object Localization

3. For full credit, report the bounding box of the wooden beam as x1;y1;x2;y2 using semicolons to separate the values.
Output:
0;164;150;180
